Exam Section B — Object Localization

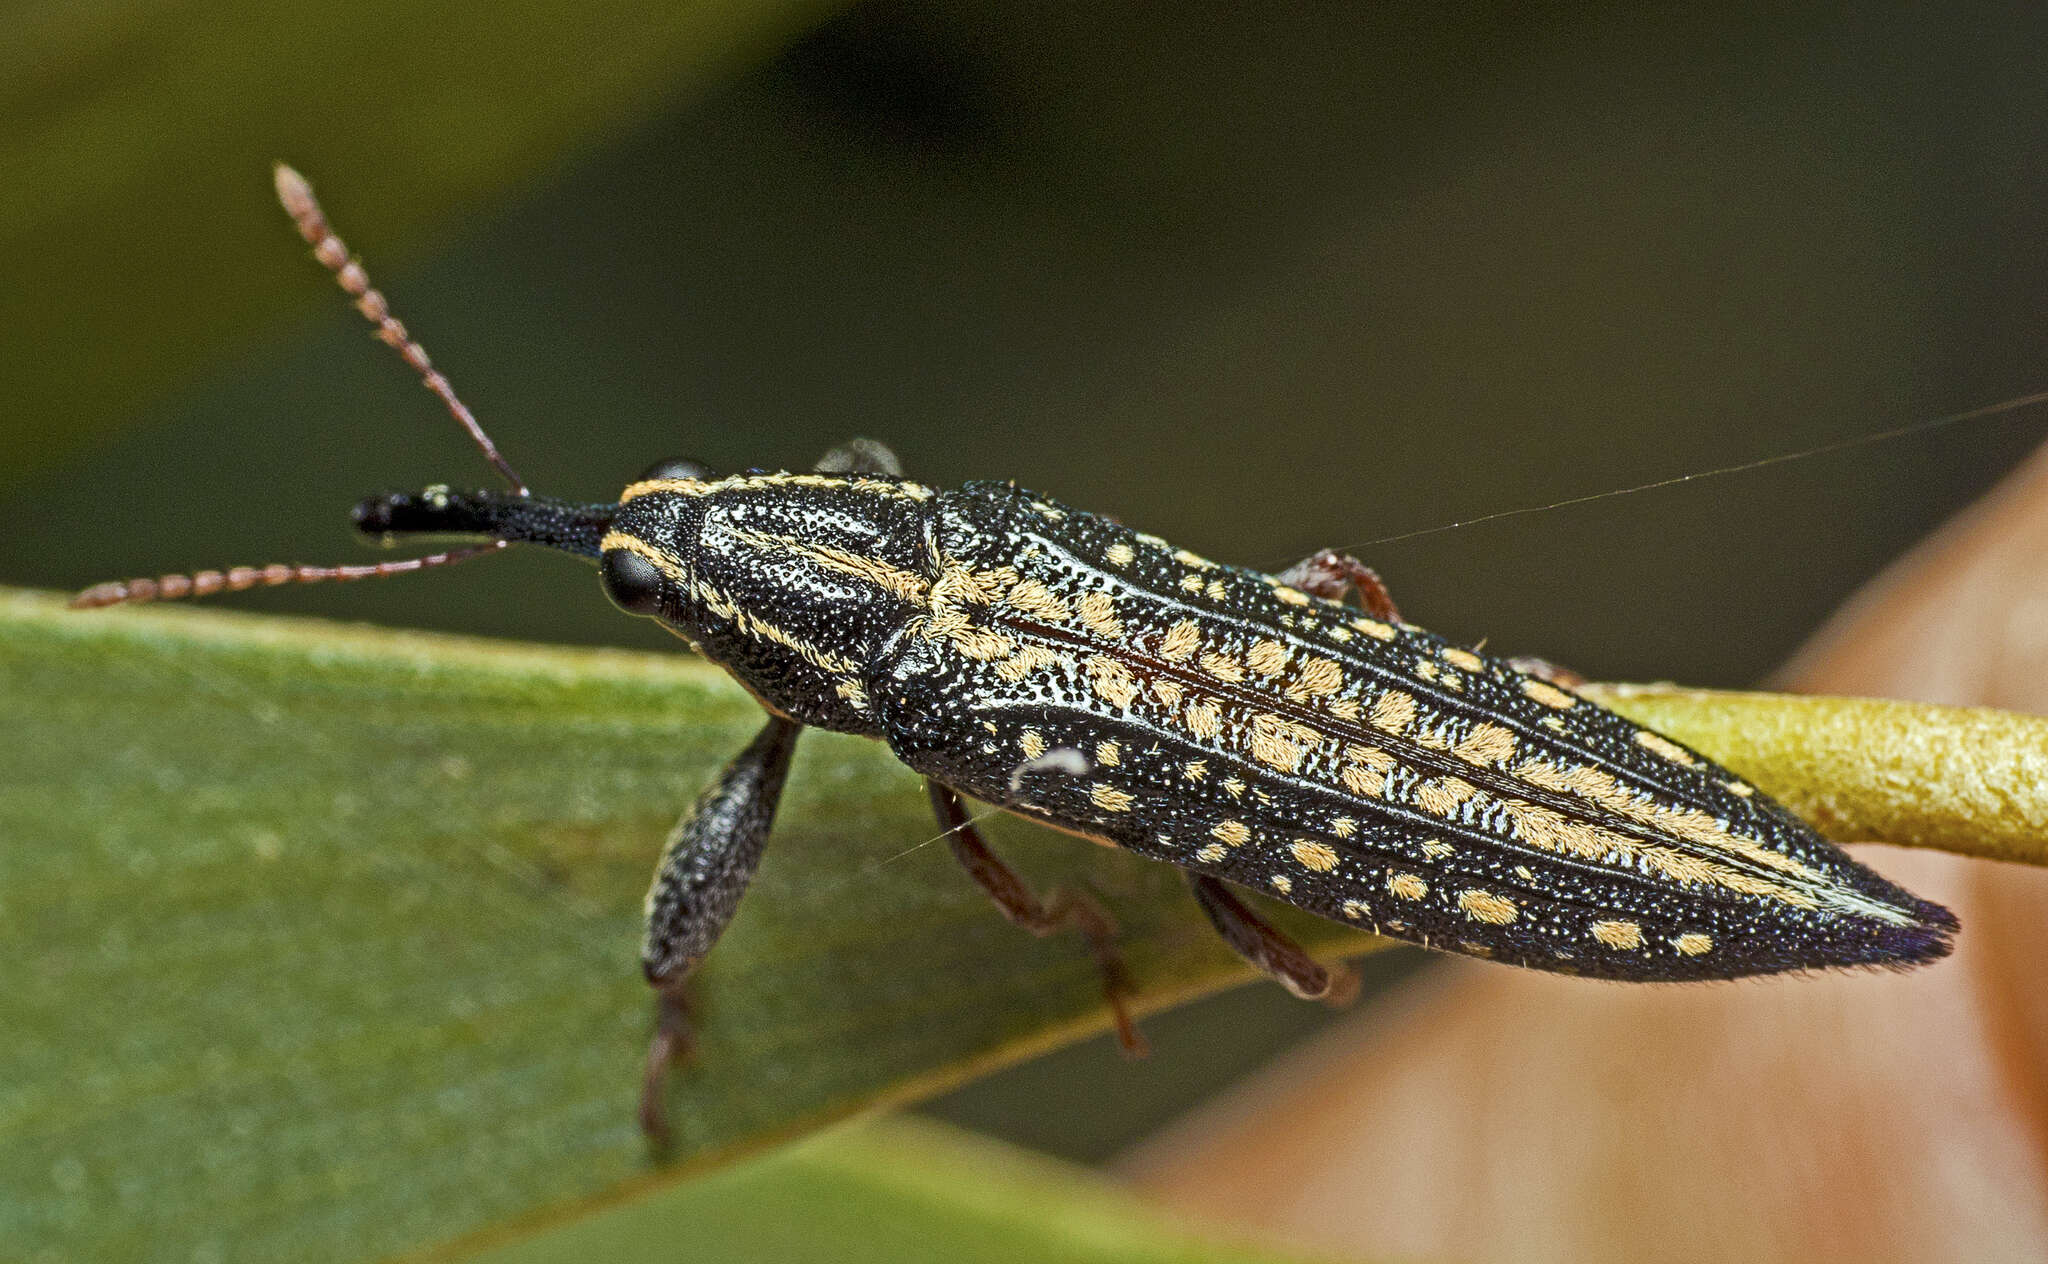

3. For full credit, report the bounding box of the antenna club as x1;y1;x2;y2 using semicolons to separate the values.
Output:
270;163;530;497
273;163;317;227
70;546;509;610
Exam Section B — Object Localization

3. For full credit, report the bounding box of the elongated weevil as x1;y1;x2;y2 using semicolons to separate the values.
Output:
78;166;1957;1142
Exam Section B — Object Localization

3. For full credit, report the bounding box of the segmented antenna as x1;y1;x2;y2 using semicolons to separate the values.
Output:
71;165;528;611
70;549;500;610
272;163;528;494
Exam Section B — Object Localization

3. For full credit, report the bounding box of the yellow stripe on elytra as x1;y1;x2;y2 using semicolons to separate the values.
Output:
1510;755;1915;924
1514;758;1814;880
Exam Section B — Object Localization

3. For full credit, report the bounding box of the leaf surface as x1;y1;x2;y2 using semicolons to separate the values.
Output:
0;589;1375;1262
452;1116;1329;1264
9;592;2045;1260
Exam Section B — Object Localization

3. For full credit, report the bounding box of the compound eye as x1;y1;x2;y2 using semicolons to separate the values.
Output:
638;456;716;483
601;548;666;617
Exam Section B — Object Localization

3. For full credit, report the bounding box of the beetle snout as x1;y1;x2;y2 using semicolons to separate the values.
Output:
351;486;473;538
351;487;617;559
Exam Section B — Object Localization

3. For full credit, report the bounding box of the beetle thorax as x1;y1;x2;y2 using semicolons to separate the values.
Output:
602;472;940;732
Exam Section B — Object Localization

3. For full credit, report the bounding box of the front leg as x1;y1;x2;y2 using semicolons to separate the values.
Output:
813;437;905;477
927;781;1149;1056
1277;549;1403;623
639;716;801;1144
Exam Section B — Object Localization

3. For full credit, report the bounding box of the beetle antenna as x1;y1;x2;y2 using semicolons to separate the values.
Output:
272;163;529;496
69;546;503;610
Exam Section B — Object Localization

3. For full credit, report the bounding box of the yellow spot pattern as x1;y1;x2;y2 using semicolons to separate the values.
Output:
1458;889;1518;925
1454;722;1518;768
1200;652;1246;684
1388;872;1429;900
1246;640;1291;677
993;644;1060;683
1160;619;1201;661
1634;730;1699;767
1370;690;1418;735
1091;784;1135;812
1590;920;1644;950
1288;656;1345;700
1414;776;1478;817
1521;679;1579;710
1211;820;1251;847
1002;578;1070;621
1076;591;1124;639
1086;656;1140;709
1249;712;1319;774
1291;840;1340;872
1341;765;1387;797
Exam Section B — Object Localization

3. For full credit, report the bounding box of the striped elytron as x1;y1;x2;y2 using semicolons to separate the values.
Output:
80;167;1956;1139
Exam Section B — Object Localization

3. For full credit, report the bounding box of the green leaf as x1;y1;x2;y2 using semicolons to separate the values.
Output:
4;0;846;476
455;1115;1325;1264
1583;682;2048;864
14;588;2046;1261
0;588;1377;1262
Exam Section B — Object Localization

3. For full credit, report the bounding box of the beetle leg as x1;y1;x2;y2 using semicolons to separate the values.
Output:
813;437;905;477
927;780;1149;1056
1505;655;1589;689
1186;873;1359;1005
1277;549;1403;623
639;716;802;1145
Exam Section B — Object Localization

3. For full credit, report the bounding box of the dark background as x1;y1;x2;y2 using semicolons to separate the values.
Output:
8;1;2047;1161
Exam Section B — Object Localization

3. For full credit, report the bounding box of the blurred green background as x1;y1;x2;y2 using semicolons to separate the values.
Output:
7;0;2047;1254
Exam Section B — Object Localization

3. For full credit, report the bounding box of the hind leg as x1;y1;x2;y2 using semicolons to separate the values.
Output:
928;781;1148;1056
1186;873;1358;1004
1278;549;1402;623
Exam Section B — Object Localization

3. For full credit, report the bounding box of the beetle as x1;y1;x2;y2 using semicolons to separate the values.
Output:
78;166;1957;1141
